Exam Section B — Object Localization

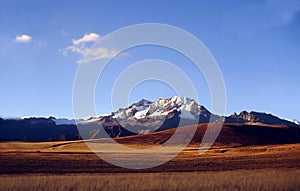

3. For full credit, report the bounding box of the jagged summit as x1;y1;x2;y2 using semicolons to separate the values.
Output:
76;97;298;129
111;96;208;120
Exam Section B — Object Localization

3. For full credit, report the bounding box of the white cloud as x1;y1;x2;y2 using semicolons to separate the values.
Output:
72;33;100;45
77;47;120;64
14;34;32;43
60;32;125;63
59;43;87;56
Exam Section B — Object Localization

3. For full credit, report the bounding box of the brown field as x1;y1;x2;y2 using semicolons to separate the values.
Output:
1;170;300;191
1;141;300;190
1;124;300;190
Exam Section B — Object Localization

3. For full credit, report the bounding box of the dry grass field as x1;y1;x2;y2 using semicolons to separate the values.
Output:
1;170;300;191
1;124;300;190
1;142;300;190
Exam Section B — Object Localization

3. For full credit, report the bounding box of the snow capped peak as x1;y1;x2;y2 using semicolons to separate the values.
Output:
111;96;205;120
293;119;300;125
171;95;182;103
134;98;152;106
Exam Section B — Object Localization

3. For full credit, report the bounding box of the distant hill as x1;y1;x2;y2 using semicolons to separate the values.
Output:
225;111;297;126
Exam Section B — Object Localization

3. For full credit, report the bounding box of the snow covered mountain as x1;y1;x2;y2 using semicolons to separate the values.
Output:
112;96;209;121
77;96;298;138
76;96;213;137
1;96;299;141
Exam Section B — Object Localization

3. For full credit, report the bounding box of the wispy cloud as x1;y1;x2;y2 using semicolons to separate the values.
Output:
60;32;124;63
72;33;100;45
77;47;120;64
14;34;32;43
223;0;300;38
38;40;47;47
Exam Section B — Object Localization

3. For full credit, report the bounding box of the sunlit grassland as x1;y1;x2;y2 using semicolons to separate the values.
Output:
1;170;300;191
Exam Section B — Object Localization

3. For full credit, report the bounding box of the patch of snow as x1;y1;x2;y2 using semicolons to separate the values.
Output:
21;116;31;120
293;119;300;125
80;115;103;121
134;107;150;119
114;111;126;119
180;110;196;119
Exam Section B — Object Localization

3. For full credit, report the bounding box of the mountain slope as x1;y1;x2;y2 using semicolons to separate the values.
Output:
114;123;300;147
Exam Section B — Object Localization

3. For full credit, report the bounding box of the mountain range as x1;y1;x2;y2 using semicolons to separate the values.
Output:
0;96;299;142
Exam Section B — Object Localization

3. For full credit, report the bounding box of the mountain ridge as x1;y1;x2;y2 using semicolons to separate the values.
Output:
0;96;299;142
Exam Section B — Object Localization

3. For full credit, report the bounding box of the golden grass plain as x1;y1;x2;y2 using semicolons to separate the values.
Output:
1;123;300;190
1;170;300;191
1;141;300;190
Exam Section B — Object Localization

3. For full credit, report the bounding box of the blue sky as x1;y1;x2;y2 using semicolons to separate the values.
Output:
0;0;300;120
